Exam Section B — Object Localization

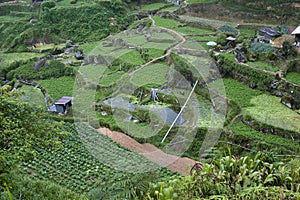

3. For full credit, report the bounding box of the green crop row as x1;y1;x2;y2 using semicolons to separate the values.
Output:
37;76;75;100
245;94;300;133
209;78;262;108
217;53;275;90
21;123;174;194
228;122;300;154
140;3;169;11
152;16;183;29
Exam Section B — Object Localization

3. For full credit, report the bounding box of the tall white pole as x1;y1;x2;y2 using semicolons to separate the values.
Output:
161;80;199;143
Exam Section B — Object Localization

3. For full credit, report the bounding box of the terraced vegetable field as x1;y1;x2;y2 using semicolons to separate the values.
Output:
245;94;300;132
22;123;173;193
38;76;75;101
228;122;300;153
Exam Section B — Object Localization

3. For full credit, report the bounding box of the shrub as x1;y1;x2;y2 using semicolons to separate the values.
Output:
7;60;75;80
250;42;274;52
41;0;56;11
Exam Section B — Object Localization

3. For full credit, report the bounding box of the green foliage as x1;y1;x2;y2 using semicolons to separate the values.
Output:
239;28;255;38
147;48;164;60
40;4;130;42
0;176;87;200
218;25;239;35
248;61;280;72
41;0;56;11
0;53;40;79
187;0;217;4
210;78;262;108
245;94;300;133
140;3;168;11
280;40;297;59
173;26;214;35
152;16;183;28
99;71;125;87
224;99;241;126
146;152;300;199
0;2;131;51
250;42;275;52
87;173;158;199
217;54;275;90
118;50;145;66
228;122;300;153
216;32;228;46
179;15;238;29
131;63;169;87
0;91;64;189
37;76;75;100
7;60;75;80
19;123;173;196
189;35;216;42
286;72;300;85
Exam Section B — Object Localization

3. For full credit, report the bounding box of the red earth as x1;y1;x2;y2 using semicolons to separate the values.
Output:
98;127;197;175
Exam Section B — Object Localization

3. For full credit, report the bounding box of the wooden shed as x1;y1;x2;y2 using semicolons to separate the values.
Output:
54;96;73;114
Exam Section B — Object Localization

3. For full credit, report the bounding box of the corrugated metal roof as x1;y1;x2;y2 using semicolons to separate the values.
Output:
55;96;73;105
259;27;281;37
291;26;300;35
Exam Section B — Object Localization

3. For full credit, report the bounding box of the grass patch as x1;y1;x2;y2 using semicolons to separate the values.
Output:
99;71;125;87
210;78;262;108
189;35;217;42
37;76;75;100
173;26;214;35
19;85;45;107
179;15;238;28
245;94;300;132
286;72;300;85
80;41;103;54
0;52;40;70
228;122;300;153
147;48;165;59
248;61;280;72
239;28;256;38
131;63;169;87
152;16;183;28
118;50;145;66
159;5;179;12
187;0;217;4
140;3;168;11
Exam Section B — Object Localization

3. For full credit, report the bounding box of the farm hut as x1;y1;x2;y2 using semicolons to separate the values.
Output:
54;96;73;114
258;27;281;43
291;26;300;47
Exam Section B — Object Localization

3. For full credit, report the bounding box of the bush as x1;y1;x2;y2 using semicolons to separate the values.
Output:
250;42;274;52
41;0;56;11
218;25;239;35
7;60;75;80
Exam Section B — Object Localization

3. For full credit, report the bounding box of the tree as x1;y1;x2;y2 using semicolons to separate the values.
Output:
281;40;297;59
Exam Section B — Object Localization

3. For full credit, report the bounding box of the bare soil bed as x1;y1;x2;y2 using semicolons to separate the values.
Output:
98;127;197;175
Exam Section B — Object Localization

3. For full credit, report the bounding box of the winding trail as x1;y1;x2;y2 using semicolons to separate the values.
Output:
129;15;186;76
98;127;197;175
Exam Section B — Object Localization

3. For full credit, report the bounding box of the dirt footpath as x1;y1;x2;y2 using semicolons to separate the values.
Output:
98;127;197;175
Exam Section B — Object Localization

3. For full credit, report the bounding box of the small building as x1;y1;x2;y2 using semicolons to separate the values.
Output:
291;25;300;47
258;27;281;43
49;96;73;114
